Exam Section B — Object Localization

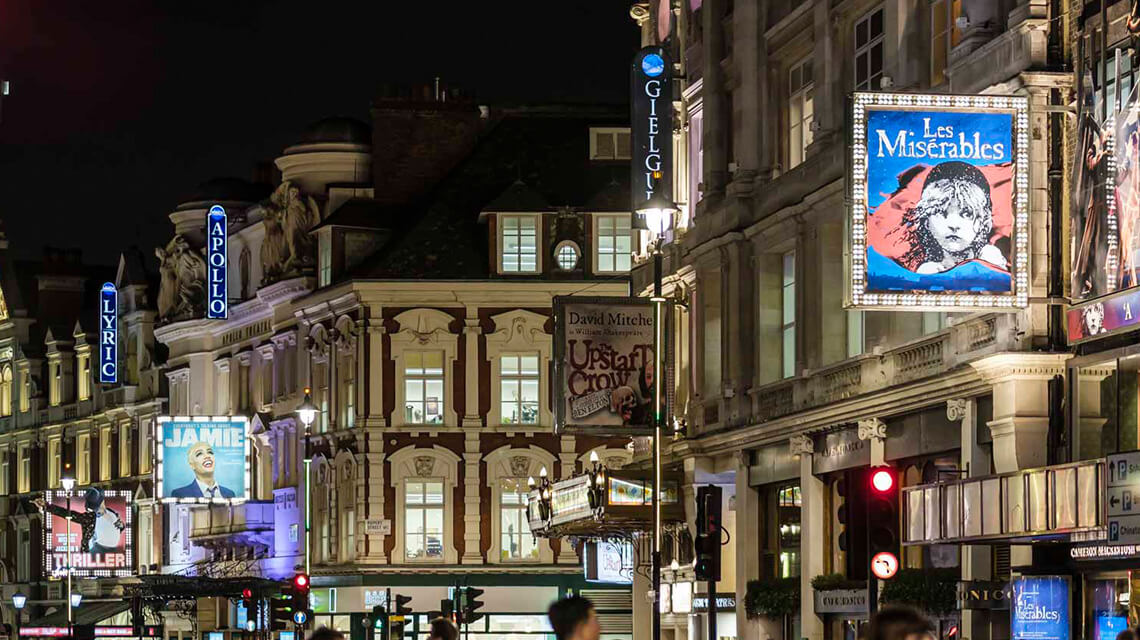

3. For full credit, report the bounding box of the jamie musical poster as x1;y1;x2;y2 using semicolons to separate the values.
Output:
862;106;1015;296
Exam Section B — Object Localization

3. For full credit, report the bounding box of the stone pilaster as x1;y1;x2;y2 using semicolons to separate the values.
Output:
798;442;825;640
734;451;767;640
701;0;728;197
557;435;579;564
365;319;387;427
364;430;387;563
462;315;482;427
461;431;482;564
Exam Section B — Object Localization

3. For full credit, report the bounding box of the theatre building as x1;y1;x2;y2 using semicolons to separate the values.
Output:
623;1;1083;640
150;93;640;640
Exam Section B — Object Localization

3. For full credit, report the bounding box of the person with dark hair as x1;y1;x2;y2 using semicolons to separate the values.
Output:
308;627;344;640
428;618;458;640
548;596;599;640
867;605;935;640
34;488;125;554
1118;629;1137;640
900;161;1005;275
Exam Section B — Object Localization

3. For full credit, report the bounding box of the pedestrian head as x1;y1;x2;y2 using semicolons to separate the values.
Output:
428;618;458;640
548;596;599;640
308;628;344;640
1117;630;1136;640
867;605;935;640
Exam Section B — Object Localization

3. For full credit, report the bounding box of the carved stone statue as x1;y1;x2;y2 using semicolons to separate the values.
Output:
155;235;207;322
261;181;318;285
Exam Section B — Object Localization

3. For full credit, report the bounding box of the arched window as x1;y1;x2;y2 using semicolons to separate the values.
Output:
239;246;251;299
1;365;14;416
388;445;461;563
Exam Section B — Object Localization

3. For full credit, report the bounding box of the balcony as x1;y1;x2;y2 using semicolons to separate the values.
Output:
190;500;274;544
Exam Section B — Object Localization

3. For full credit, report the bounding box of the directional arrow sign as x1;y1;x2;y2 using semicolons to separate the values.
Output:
1108;487;1137;517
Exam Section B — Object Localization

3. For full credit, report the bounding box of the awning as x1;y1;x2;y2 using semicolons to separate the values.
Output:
24;601;130;628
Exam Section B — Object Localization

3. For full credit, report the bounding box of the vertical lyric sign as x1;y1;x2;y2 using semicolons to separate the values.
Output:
99;282;117;384
848;93;1029;310
207;205;227;319
631;46;673;212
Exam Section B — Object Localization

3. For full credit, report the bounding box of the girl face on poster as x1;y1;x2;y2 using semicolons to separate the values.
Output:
907;161;1007;274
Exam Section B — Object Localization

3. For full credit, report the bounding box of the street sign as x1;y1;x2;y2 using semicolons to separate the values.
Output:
1107;452;1140;543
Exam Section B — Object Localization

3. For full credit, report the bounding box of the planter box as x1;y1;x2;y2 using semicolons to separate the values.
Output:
814;589;868;614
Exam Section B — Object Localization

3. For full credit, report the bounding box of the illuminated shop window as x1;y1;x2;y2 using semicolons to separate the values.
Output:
500;478;538;561
404;351;445;425
405;480;445;560
500;354;539;425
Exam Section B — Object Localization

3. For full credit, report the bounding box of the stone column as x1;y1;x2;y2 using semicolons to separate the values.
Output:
734;452;764;640
949;398;993;640
461;431;482;564
364;428;387;563
701;0;728;198
732;0;760;187
970;353;1069;568
365;317;387;427
557;435;579;564
462;315;482;427
793;435;824;640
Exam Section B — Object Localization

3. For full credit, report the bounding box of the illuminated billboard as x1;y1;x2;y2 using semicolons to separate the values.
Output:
39;489;133;578
157;416;249;503
847;92;1029;310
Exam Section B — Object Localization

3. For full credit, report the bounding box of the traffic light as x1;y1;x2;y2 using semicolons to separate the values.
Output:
291;573;311;614
241;588;256;628
269;583;295;632
394;594;412;616
441;597;455;623
370;604;388;640
866;466;899;581
461;587;485;625
837;470;869;579
694;485;722;582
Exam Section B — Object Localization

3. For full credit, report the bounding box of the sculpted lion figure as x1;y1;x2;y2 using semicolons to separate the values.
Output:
155;235;207;321
261;181;318;285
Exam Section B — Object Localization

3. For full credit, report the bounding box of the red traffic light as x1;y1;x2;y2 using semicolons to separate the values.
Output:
241;588;253;599
870;468;895;493
293;573;310;590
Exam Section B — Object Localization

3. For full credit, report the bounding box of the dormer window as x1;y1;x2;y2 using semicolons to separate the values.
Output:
500;215;539;273
589;127;632;161
594;214;632;273
318;230;332;287
555;241;581;271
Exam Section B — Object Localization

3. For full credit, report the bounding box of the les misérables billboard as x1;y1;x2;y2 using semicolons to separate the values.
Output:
157;416;249;503
848;93;1029;311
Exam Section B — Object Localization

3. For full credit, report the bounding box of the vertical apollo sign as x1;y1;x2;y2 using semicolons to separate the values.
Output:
631;47;672;213
99;282;117;384
207;205;227;319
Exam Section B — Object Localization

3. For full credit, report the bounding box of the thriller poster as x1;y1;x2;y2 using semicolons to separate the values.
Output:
39;489;133;578
848;93;1029;310
553;297;667;435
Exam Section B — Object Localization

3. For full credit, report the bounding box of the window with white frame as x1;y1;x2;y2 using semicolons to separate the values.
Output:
589;127;632;160
500;355;540;425
930;0;962;87
48;438;61;487
19;368;29;413
100;427;112;481
49;361;61;406
854;7;885;91
555;241;580;271
17;445;29;493
500;478;538;561
788;57;814;169
0;449;7;495
76;433;91;485
404;480;445;560
139;420;153;474
500;215;539;273
596;215;632;273
119;424;131;477
404;351;445;425
689;105;704;211
77;353;90;401
782;250;796;379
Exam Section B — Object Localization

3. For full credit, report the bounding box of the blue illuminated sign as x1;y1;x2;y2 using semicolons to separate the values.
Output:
641;53;664;77
99;282;117;384
207;205;227;319
1011;576;1070;640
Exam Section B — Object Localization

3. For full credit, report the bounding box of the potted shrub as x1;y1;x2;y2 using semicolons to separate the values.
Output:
879;568;959;616
745;578;800;619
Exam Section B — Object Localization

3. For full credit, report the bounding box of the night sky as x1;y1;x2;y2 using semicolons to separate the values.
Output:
0;1;638;265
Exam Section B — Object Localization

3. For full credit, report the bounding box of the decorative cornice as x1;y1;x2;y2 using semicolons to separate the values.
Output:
967;352;1071;383
789;434;813;456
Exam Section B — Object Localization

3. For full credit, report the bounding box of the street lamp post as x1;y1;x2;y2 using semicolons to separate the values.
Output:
296;388;318;576
60;476;76;637
12;591;26;640
634;194;677;640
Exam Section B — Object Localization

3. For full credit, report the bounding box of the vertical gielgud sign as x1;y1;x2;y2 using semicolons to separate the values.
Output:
554;297;667;435
631;46;672;212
